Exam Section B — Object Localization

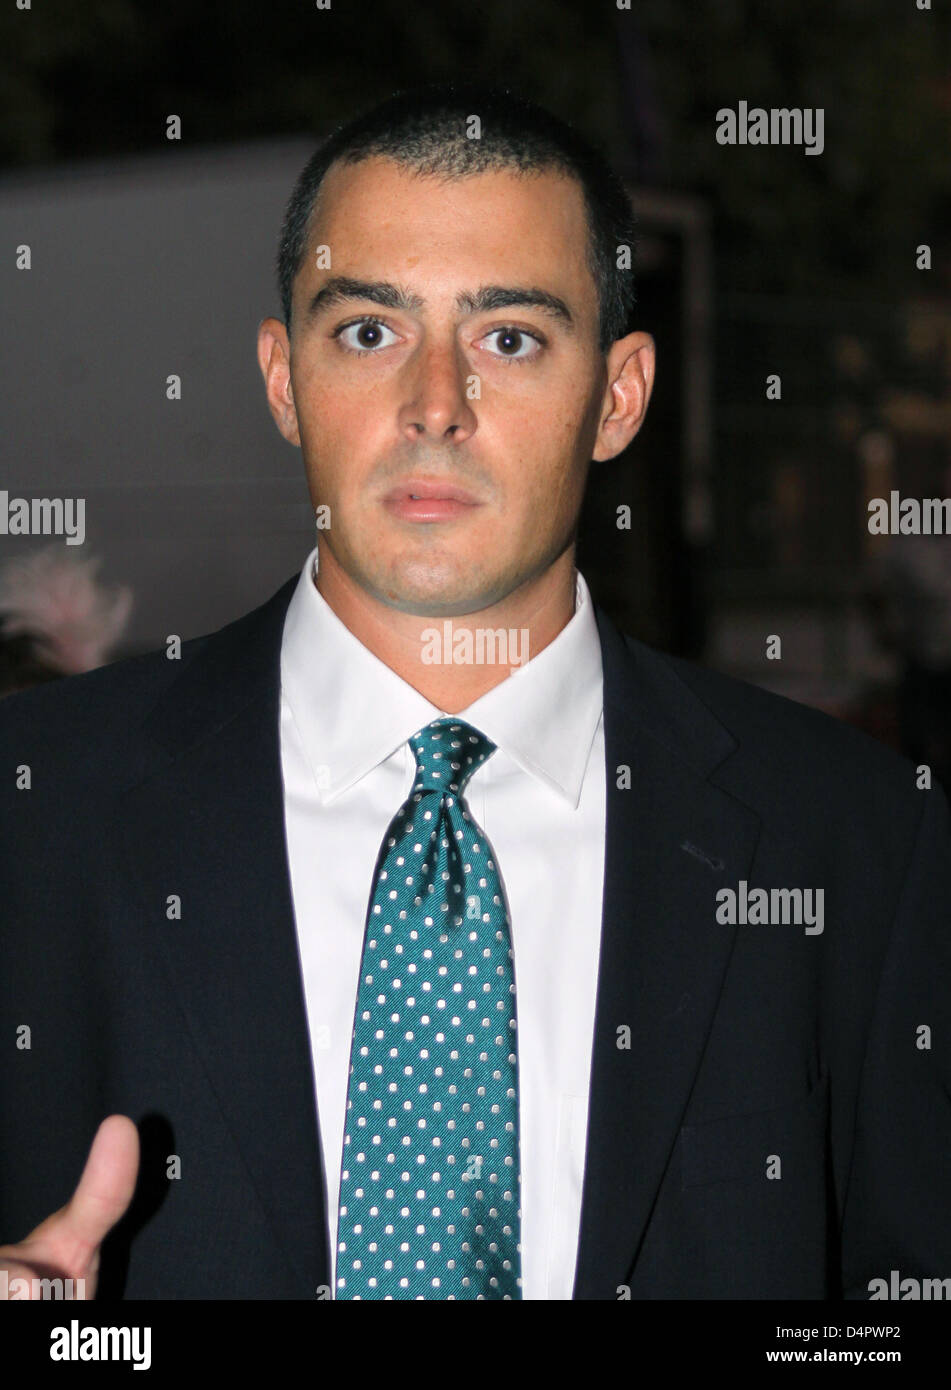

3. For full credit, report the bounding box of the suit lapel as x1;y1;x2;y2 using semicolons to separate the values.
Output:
109;575;330;1294
571;607;761;1298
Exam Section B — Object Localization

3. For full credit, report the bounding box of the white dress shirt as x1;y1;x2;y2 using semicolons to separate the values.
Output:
279;543;606;1298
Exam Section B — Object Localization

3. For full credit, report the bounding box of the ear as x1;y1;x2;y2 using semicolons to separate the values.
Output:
592;331;655;462
256;317;300;447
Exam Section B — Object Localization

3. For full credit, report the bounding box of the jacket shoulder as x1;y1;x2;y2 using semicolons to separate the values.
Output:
628;635;923;808
0;636;209;791
0;573;296;786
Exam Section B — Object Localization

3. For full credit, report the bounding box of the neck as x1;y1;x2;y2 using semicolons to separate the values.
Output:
313;543;577;713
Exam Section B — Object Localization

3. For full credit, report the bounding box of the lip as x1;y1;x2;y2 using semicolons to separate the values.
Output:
382;478;483;524
382;478;481;505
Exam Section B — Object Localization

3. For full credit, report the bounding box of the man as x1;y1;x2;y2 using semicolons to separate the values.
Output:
1;83;949;1301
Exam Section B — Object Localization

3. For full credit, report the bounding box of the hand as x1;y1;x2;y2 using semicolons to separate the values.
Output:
0;1115;139;1300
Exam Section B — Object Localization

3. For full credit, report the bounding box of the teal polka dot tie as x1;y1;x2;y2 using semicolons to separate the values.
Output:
336;716;523;1299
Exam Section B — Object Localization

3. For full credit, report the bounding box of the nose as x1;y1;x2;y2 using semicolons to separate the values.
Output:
397;336;478;444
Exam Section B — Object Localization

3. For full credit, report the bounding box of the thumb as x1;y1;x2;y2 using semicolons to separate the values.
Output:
25;1115;140;1274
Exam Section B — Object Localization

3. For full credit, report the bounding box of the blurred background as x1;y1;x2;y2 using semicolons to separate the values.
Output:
1;0;950;778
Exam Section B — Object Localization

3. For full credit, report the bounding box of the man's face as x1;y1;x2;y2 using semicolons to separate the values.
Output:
260;156;651;618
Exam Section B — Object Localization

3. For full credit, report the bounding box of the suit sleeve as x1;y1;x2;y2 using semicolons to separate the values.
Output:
840;781;951;1297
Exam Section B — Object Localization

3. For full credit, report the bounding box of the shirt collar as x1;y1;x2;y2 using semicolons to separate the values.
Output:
280;544;603;808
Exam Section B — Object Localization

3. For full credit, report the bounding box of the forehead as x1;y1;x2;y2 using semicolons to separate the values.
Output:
301;155;596;309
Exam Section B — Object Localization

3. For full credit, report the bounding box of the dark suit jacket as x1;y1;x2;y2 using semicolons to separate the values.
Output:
2;574;949;1299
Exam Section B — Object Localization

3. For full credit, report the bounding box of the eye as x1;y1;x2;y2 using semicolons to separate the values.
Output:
480;327;543;361
334;317;400;353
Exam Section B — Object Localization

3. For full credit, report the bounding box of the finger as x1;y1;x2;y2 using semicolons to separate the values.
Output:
63;1115;140;1253
26;1115;140;1273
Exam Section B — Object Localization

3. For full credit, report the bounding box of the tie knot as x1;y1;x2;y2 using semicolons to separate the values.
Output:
409;716;496;796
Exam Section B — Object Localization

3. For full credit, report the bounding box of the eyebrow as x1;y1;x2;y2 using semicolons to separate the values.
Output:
304;276;575;331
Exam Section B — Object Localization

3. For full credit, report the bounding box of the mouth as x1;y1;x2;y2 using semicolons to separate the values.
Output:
382;478;483;523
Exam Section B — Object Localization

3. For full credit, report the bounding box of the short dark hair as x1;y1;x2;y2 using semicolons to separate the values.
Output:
276;82;637;353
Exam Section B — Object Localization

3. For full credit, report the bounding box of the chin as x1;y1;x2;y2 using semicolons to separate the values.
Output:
378;559;473;599
375;577;497;619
